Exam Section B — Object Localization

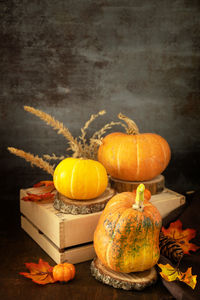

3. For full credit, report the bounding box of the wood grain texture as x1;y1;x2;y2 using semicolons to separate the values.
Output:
110;174;165;195
91;257;157;291
21;215;96;264
53;187;115;214
20;188;103;249
0;228;175;300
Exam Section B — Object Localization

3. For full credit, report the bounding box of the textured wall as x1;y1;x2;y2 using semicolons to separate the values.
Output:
1;0;200;225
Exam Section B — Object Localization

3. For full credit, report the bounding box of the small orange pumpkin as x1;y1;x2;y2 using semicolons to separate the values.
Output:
53;262;75;282
98;114;171;181
53;157;108;200
93;184;162;273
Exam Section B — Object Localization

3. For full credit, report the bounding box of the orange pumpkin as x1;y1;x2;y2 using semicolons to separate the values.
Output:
98;114;171;181
53;263;75;282
93;184;162;273
53;157;108;200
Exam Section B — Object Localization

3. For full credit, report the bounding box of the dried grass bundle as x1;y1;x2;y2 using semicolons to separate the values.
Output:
24;106;82;157
24;106;124;160
8;147;54;176
8;106;127;174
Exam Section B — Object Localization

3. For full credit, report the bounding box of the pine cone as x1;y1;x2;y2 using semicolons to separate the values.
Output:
159;231;184;264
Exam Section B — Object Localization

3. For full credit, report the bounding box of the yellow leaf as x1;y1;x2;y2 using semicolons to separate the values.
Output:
158;263;179;282
177;267;197;290
158;263;197;290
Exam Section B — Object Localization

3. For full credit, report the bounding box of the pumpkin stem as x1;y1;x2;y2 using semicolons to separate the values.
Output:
133;184;145;211
118;113;139;135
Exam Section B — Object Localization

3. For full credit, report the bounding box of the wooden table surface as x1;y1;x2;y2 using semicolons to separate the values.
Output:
0;225;174;300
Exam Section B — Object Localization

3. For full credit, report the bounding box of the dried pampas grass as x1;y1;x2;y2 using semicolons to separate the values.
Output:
8;106;126;174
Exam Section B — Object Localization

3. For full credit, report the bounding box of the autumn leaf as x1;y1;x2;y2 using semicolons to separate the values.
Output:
177;267;197;290
22;181;56;202
22;192;55;202
33;181;55;188
158;263;197;289
20;258;56;285
162;220;200;254
158;263;179;282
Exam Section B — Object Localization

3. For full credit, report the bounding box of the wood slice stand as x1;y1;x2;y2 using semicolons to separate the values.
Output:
110;174;165;195
91;257;157;291
53;187;115;215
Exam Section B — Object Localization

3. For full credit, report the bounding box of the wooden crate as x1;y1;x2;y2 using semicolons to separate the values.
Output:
20;188;185;264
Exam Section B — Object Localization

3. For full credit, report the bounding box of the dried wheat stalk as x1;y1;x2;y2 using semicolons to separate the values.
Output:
91;121;124;140
43;154;65;161
23;106;127;160
8;107;129;177
24;106;82;156
79;110;106;146
8;147;54;176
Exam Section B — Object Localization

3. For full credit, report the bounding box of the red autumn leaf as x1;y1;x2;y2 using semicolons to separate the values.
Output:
22;192;55;202
22;181;56;202
33;181;55;188
20;258;56;285
162;220;200;254
158;263;197;289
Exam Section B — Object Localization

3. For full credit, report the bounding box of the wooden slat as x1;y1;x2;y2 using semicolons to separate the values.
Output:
150;188;185;218
21;216;95;264
20;189;102;249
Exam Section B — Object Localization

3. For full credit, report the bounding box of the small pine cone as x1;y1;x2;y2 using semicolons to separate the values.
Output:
159;231;184;263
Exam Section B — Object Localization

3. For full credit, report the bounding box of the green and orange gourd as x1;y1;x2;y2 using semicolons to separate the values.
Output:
93;184;162;273
98;113;171;181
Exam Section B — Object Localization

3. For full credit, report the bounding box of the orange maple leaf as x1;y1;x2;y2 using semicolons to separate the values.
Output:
20;258;56;285
162;220;200;254
158;263;197;289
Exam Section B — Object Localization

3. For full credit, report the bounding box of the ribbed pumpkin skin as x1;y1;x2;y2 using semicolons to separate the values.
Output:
98;132;171;181
53;158;108;200
93;192;162;273
53;263;75;282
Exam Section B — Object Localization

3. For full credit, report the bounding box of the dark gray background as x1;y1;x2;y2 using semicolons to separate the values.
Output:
1;0;200;226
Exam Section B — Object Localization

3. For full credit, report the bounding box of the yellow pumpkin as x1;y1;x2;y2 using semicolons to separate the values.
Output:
53;157;108;200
